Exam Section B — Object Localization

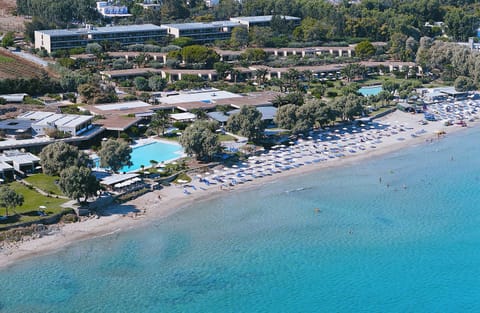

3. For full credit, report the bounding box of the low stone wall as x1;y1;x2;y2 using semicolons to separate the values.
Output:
372;108;397;119
0;208;74;232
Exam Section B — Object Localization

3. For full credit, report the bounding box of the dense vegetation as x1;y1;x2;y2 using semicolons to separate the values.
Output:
19;0;480;49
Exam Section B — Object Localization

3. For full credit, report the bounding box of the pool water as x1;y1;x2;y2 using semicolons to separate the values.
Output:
359;85;383;96
95;141;183;172
122;141;183;172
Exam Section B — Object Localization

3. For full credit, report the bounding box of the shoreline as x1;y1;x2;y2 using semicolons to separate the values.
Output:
0;110;477;270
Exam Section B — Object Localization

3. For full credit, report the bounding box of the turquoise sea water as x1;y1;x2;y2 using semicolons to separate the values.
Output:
359;85;383;96
2;128;480;312
122;141;183;172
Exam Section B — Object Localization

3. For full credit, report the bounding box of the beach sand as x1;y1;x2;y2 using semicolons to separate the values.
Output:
0;110;476;269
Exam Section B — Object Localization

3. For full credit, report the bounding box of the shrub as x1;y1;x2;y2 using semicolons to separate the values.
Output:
61;213;78;223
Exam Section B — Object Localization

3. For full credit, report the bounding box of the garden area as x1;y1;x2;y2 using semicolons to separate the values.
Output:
24;173;63;196
0;181;68;227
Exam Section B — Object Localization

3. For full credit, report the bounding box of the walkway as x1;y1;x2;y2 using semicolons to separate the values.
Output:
11;50;53;67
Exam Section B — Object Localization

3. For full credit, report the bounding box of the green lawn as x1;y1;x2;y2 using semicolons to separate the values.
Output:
5;182;67;214
0;182;69;225
24;174;63;196
0;55;14;63
218;134;236;141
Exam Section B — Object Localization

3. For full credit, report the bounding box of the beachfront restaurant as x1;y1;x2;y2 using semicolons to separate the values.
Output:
100;173;145;193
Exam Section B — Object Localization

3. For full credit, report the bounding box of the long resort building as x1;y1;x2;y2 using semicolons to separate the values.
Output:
35;15;301;52
35;24;168;53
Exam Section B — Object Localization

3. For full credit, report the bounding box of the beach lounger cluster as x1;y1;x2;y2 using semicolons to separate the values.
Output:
181;119;441;195
425;99;480;125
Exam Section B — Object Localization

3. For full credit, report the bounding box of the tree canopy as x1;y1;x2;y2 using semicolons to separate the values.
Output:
226;106;265;142
179;120;221;161
0;186;24;217
98;139;132;173
180;45;220;69
39;142;91;176
59;166;100;203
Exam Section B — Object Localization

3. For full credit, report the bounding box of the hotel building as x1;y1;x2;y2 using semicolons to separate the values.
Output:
35;24;168;53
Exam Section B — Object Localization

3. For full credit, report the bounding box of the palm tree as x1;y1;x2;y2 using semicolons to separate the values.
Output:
150;110;170;136
255;68;269;85
230;69;241;83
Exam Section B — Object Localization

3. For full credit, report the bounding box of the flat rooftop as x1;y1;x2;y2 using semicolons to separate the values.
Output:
229;106;277;120
230;15;300;23
94;101;151;111
17;111;93;129
164;21;239;30
0;119;32;131
101;173;139;186
0;150;40;164
37;24;167;37
158;90;241;105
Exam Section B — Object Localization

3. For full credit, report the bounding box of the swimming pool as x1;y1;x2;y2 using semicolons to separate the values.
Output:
95;141;183;173
358;85;383;96
122;141;183;172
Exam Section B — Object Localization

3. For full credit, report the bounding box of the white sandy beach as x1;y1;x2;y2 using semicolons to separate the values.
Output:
0;109;478;269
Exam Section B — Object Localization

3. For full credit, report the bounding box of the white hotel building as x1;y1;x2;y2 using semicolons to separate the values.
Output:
18;111;94;136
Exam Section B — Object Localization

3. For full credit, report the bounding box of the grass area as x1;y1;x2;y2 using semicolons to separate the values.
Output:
218;134;236;141
24;174;63;196
0;182;68;225
174;172;191;184
0;55;13;63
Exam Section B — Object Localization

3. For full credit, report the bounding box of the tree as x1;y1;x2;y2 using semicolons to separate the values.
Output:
341;63;367;82
0;186;24;217
255;68;269;85
179;120;220;161
39;142;91;176
355;41;376;59
215;0;241;20
444;8;476;42
85;43;103;55
382;80;400;95
454;76;476;92
1;32;15;48
294;101;324;133
226;106;264;142
180;45;220;68
292;17;327;42
148;75;167;91
161;0;190;20
214;62;233;80
171;37;194;47
98;139;132;173
59;166;100;203
334;94;366;121
240;48;267;63
230;26;249;48
150;110;170;136
134;77;149;91
249;26;274;47
274;104;298;130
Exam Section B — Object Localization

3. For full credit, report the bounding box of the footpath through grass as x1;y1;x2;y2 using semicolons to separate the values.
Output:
24;174;63;195
0;182;68;225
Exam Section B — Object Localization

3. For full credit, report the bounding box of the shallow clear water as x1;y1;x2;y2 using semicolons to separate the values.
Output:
359;85;383;96
2;128;480;312
121;141;183;172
